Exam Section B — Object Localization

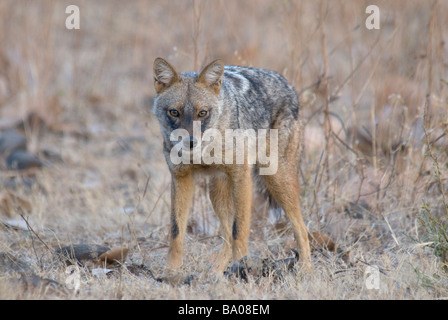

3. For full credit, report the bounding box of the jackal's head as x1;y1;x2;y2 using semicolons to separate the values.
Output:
152;58;224;152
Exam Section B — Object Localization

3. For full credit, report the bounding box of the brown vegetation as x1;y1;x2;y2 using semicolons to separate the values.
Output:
0;0;447;299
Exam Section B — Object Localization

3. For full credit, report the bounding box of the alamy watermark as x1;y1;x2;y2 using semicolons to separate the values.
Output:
365;5;380;30
65;265;81;292
364;265;380;290
65;4;380;30
65;5;80;30
169;121;279;175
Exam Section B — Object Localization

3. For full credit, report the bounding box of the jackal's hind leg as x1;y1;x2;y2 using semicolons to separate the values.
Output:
263;166;312;270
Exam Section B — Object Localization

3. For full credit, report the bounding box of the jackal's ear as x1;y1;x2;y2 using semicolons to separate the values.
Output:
197;59;224;95
153;58;180;94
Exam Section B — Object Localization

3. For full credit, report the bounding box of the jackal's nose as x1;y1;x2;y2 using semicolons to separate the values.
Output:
183;136;198;149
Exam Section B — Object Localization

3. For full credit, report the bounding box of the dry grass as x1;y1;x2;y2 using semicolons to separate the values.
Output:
0;0;447;299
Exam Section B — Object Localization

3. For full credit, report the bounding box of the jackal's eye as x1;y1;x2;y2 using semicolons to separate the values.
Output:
198;110;208;117
168;109;179;117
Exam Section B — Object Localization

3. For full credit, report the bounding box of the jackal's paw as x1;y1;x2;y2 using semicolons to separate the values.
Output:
157;272;197;286
224;250;302;282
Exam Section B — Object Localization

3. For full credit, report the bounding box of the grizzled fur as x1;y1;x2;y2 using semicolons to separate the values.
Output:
152;58;312;272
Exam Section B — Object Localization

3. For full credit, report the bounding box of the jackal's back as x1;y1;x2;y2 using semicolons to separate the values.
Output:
219;65;300;131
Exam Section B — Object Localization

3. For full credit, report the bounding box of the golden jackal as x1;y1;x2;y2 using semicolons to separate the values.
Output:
152;57;311;272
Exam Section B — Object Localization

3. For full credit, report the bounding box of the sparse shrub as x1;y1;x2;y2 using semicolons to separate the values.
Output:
418;201;448;269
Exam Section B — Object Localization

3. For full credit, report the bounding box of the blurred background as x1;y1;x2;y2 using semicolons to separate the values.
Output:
0;0;447;295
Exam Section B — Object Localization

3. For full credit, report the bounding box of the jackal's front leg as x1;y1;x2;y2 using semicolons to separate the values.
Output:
209;175;233;272
229;165;253;262
168;173;194;269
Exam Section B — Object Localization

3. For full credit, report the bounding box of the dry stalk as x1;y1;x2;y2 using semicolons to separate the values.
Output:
192;0;204;70
319;0;331;193
423;100;448;218
312;150;325;229
370;89;377;170
413;0;439;194
424;0;437;128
